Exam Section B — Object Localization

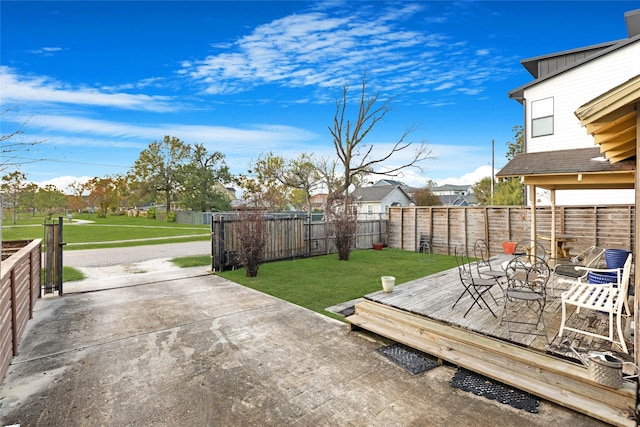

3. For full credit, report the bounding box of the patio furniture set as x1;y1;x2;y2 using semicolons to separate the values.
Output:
454;239;633;356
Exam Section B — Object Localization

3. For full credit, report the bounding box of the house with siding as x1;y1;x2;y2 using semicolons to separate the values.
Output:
507;9;640;205
349;183;413;220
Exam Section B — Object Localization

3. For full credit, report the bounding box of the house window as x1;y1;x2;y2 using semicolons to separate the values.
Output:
531;97;554;137
367;205;373;214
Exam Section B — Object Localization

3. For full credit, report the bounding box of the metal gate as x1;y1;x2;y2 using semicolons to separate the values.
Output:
43;217;64;295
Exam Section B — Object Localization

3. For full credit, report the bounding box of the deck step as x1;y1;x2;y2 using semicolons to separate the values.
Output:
348;299;636;427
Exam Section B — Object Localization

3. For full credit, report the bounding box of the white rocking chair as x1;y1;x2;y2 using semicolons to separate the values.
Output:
557;253;632;354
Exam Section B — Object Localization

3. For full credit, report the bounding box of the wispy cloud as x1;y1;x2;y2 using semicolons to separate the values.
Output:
28;46;65;55
17;113;319;152
181;3;516;102
0;67;177;112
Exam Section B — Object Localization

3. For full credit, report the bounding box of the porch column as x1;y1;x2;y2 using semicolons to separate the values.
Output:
550;189;556;259
529;185;537;255
634;101;639;366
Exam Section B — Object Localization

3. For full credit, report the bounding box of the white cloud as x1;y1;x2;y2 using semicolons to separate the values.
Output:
0;67;177;112
181;4;515;101
35;175;92;193
438;165;494;186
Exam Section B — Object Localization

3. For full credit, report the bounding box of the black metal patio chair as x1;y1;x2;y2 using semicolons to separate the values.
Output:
473;239;508;284
453;246;500;318
501;254;550;343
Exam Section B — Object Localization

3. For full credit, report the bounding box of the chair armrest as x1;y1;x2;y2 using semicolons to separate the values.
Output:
574;266;620;274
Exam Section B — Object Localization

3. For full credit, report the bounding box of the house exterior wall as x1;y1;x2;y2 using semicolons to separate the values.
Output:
354;187;412;220
524;42;640;153
522;40;639;205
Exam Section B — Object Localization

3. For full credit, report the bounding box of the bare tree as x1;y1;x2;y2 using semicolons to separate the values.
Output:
327;73;432;260
1;109;42;172
328;73;432;204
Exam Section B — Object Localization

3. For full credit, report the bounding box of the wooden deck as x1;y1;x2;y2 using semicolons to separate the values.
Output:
346;255;637;427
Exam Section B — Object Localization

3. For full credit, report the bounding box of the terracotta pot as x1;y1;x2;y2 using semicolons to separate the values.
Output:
373;242;383;250
502;241;517;255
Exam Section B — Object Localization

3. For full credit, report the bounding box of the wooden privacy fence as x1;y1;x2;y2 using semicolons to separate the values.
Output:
387;205;635;257
0;239;42;382
211;214;386;271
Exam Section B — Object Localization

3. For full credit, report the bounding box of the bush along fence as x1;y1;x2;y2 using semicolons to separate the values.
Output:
387;205;635;257
210;214;387;272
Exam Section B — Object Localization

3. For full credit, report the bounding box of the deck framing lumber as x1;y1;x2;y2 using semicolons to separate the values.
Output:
348;299;636;427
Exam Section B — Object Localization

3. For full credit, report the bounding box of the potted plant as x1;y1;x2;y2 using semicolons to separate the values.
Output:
373;242;384;250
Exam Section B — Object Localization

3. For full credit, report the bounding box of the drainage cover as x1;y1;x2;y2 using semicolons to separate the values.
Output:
338;306;355;317
450;368;539;413
377;344;439;375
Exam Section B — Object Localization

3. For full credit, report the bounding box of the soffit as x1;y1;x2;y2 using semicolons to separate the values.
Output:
575;74;640;163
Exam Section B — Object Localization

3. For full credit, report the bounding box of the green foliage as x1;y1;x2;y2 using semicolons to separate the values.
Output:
413;187;442;206
170;255;211;268
506;125;524;161
147;206;157;219
493;177;524;205
472;177;493;206
218;248;457;321
2;213;210;249
40;266;86;283
128;135;191;215
166;211;176;222
473;125;525;206
177;143;232;211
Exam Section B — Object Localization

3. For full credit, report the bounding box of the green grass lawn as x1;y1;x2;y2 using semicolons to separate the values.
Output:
217;248;457;321
3;213;210;250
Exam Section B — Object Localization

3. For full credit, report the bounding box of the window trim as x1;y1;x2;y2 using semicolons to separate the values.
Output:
531;97;554;138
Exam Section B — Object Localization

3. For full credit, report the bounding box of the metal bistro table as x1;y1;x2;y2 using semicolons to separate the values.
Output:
537;234;577;259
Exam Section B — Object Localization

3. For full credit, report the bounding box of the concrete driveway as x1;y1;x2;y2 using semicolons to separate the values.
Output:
0;258;606;426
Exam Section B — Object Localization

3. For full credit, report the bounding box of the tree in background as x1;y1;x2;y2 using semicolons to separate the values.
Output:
328;74;431;204
1;170;27;224
493;177;525;205
67;179;88;212
19;182;39;216
36;185;67;219
473;125;525;206
178;143;231;212
129;136;191;215
495;124;525;205
327;73;431;260
471;177;493;206
413;181;442;206
85;177;118;217
247;152;322;214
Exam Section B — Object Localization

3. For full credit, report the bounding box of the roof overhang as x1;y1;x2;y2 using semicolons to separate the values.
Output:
575;74;640;163
496;147;635;190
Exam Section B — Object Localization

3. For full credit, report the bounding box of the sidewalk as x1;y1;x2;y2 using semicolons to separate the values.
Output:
0;265;607;426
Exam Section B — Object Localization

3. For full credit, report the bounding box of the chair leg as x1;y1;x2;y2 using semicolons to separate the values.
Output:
616;313;628;354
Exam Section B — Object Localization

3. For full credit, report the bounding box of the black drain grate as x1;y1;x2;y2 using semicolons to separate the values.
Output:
338;306;355;317
377;344;439;375
450;368;539;413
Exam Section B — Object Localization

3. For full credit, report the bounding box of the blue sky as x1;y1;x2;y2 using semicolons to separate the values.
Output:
1;1;637;192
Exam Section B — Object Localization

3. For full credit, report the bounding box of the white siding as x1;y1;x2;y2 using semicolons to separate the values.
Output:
524;41;640;153
534;188;635;206
521;41;639;207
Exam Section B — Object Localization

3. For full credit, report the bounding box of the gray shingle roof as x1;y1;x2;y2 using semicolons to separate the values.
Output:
496;147;635;178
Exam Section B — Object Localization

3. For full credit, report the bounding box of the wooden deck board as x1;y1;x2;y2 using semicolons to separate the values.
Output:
347;255;637;427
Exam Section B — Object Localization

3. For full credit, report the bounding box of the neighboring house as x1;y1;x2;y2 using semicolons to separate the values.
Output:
430;184;476;206
350;184;413;220
309;193;328;211
507;8;640;205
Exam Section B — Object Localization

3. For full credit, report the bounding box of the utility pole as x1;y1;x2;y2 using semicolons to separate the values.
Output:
491;139;495;203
